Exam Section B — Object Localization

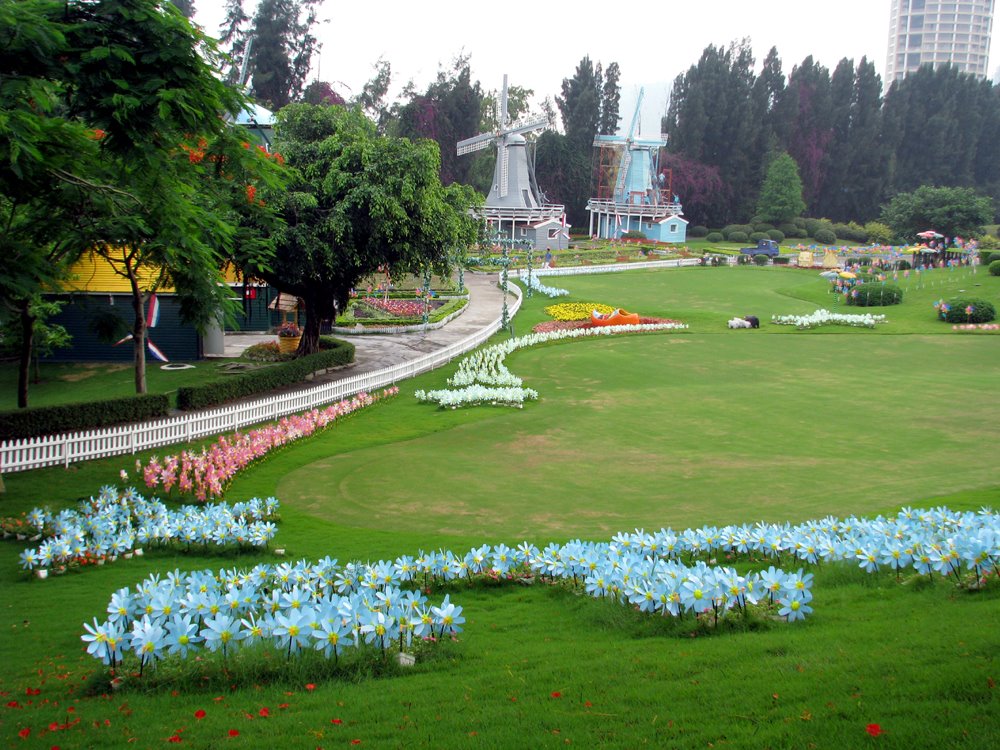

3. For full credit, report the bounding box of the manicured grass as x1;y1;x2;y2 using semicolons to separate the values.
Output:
0;266;997;748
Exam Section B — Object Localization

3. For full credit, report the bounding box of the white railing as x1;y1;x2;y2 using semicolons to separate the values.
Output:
1;287;523;475
518;257;701;280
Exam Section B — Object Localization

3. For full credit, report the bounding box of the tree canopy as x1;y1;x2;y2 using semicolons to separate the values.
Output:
243;105;482;354
880;185;993;241
755;152;805;224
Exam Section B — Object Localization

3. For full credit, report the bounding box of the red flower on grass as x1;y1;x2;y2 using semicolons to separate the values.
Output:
305;683;315;691
258;707;270;718
550;692;562;699
18;727;31;738
194;710;206;720
168;734;182;743
866;723;884;737
331;718;343;725
228;729;239;737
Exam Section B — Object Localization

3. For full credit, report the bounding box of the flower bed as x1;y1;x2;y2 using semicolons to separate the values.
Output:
771;309;887;329
415;323;688;409
522;274;569;298
138;388;398;500
544;302;615;321
533;317;684;334
13;487;280;574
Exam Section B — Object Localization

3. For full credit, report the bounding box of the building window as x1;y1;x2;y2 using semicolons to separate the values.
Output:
519;228;527;237
548;228;559;239
670;224;677;233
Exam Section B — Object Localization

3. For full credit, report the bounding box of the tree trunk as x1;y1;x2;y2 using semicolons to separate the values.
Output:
16;300;35;409
298;293;337;355
127;270;147;394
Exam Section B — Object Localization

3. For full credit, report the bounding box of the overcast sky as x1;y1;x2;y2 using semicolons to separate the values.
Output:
196;0;999;136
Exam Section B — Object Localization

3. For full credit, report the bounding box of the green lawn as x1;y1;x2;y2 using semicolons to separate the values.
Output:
0;266;997;749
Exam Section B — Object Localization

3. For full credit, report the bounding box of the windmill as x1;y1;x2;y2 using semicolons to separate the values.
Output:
592;88;667;205
457;75;551;209
587;88;684;241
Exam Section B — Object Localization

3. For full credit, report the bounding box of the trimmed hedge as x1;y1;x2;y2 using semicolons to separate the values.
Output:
705;232;724;243
0;393;170;442
940;298;996;324
688;225;709;237
989;259;1000;276
750;231;768;243
176;336;356;411
846;283;903;307
727;231;749;243
814;228;837;245
753;254;770;266
767;229;785;243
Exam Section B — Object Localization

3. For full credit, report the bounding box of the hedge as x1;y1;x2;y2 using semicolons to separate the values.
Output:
0;393;170;442
846;283;903;307
989;259;1000;276
939;298;996;324
176;336;356;411
705;232;724;243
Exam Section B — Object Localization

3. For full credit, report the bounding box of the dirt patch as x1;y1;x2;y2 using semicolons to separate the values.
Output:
59;363;130;382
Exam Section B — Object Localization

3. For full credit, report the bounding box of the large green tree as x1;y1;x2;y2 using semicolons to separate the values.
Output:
880;185;993;241
246;105;481;354
755;152;805;223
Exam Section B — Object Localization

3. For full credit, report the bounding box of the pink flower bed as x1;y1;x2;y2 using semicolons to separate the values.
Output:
137;387;399;501
363;297;426;317
532;317;683;334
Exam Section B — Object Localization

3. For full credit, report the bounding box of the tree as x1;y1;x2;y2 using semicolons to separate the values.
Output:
755;152;805;223
781;56;833;212
599;62;622;135
356;58;393;132
167;0;194;17
221;0;321;110
0;0;285;397
245;105;481;354
302;80;346;106
880;185;993;241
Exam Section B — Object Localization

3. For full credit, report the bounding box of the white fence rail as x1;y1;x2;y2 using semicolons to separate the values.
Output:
1;287;523;475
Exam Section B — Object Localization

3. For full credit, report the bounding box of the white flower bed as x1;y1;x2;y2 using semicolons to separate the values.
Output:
771;309;887;329
523;274;570;298
416;323;688;408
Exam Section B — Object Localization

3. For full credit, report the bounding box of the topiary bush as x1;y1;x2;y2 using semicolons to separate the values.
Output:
939;298;996;324
846;283;903;307
987;252;1000;266
705;232;724;243
688;225;709;237
805;218;834;238
833;222;868;243
814;228;837;245
896;259;912;271
750;231;768;243
767;229;785;243
727;231;749;244
753;254;770;266
753;222;775;233
989;259;1000;276
623;230;646;240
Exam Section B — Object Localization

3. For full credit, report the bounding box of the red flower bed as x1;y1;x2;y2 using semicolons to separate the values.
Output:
532;317;681;333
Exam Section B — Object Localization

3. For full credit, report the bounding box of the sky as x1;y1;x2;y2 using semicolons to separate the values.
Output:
195;0;999;136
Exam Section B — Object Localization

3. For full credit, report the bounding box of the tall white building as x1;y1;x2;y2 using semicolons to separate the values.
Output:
886;0;995;83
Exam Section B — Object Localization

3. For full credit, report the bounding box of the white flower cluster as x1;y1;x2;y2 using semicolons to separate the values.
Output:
771;309;887;329
523;273;569;297
17;486;280;572
416;323;687;408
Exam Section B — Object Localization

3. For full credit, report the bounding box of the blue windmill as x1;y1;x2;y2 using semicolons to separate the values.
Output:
587;89;686;242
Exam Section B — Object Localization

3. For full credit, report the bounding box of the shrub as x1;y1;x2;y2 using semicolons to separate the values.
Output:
705;232;724;243
778;222;798;236
846;283;903;307
722;224;753;240
727;231;749;244
176;336;355;410
833;222;868;243
623;230;646;240
987;252;1000;266
753;222;775;233
865;221;893;245
804;218;832;237
939;298;996;324
688;225;709;237
767;229;785;243
978;234;1000;250
753;254;770;266
750;231;768;243
773;255;790;265
990;260;1000;276
814;228;837;245
737;254;754;265
0;394;170;442
896;259;912;271
792;217;808;230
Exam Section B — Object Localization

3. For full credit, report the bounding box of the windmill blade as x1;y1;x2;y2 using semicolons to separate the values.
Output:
499;144;509;198
508;117;550;138
615;148;632;197
457;132;495;156
593;134;626;146
625;87;645;142
500;74;509;129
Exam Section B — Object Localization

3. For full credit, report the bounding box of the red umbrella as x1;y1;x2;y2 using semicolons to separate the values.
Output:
917;230;943;239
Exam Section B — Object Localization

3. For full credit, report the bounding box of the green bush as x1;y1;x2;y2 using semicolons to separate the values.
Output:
623;230;646;240
805;218;834;238
705;232;724;243
833;222;868;243
896;259;912;270
939;298;996;324
727;231;749;244
750;231;768;243
865;221;893;245
722;224;753;240
688;225;709;237
792;217;808;230
978;235;1000;250
767;229;785;243
753;222;775;233
987;252;1000;266
772;255;790;265
778;222;798;236
753;254;770;266
0;394;170;442
814;228;837;245
176;336;355;410
989;260;1000;276
846;282;903;307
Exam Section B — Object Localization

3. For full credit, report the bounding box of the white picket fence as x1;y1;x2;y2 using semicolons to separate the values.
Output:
518;257;702;280
1;287;524;475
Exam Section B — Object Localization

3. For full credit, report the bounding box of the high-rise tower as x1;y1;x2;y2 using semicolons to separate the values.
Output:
886;0;995;82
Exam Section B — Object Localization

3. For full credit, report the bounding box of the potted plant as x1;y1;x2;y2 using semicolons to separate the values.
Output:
276;321;302;354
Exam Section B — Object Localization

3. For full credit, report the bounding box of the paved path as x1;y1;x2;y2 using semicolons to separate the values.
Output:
220;273;506;384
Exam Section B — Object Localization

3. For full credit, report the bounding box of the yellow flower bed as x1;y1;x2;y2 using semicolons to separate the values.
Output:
544;302;616;321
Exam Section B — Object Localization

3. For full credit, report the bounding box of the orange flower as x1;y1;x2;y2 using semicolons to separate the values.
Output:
245;185;257;204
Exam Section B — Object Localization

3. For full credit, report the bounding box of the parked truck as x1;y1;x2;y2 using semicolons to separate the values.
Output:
739;239;780;257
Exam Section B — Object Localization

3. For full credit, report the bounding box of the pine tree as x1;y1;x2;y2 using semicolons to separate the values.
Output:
756;152;805;224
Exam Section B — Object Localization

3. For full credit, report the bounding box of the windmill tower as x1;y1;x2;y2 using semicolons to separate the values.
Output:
587;88;686;243
457;76;567;250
